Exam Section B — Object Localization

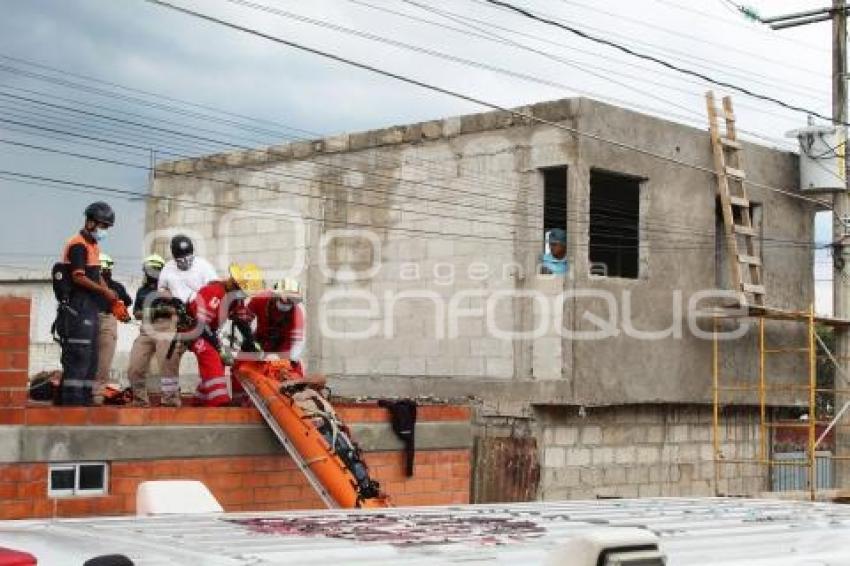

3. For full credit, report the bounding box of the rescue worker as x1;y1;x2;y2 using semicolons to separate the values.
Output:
126;254;183;407
56;201;118;406
185;263;263;406
92;253;133;405
158;234;217;304
157;235;217;385
247;278;306;378
540;228;569;275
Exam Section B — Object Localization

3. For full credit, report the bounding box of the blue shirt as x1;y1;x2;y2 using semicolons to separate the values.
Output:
540;253;568;275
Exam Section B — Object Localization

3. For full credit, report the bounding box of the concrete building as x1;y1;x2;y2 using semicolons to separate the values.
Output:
150;97;816;500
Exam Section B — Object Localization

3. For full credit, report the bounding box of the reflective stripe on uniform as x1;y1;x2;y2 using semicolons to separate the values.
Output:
205;388;229;401
66;338;93;345
197;376;228;391
194;388;229;401
61;379;93;388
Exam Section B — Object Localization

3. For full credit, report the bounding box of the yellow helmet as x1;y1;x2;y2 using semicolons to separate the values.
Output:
143;254;165;269
273;278;303;301
99;253;114;270
228;263;264;293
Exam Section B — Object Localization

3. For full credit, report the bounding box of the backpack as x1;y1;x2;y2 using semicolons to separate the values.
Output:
51;262;72;304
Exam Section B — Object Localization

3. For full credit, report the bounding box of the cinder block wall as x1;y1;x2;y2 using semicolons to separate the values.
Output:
536;404;764;499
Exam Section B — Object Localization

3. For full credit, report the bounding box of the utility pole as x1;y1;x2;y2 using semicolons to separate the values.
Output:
762;1;848;490
831;0;849;495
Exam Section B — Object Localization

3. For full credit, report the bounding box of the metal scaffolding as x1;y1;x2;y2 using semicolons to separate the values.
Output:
712;305;850;500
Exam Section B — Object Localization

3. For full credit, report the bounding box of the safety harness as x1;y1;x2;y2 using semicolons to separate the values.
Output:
289;384;381;501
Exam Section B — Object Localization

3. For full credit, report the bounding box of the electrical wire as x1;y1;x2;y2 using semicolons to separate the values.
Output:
468;0;830;103
5;135;821;251
0;89;825;249
0;0;820;251
0;3;824;258
0;56;815;231
556;0;824;79
482;0;842;126
392;0;799;150
136;0;832;212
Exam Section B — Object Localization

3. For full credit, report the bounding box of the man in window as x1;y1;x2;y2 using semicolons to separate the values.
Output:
540;228;568;276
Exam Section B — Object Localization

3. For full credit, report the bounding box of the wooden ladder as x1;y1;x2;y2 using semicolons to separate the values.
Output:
706;91;764;307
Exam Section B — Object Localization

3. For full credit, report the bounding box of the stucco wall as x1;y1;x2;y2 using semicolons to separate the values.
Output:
149;97;814;407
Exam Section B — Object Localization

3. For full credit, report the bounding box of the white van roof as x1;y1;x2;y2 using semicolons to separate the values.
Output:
1;498;850;565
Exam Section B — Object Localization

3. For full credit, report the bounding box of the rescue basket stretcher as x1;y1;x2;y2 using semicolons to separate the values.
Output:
234;359;391;509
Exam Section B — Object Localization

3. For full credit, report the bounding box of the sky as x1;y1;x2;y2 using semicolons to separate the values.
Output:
0;0;839;310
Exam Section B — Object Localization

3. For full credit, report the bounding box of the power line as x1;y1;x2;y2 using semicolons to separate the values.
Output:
0;157;824;271
137;0;831;212
556;0;825;79
482;0;843;126
222;0;740;138
0;73;828;248
7;135;814;250
391;0;799;149
467;0;830;104
0;2;820;251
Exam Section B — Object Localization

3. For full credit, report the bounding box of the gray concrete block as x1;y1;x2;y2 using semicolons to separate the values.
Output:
442;116;461;138
324;134;350;153
291;141;315;159
553;426;578;446
580;426;602;446
420;120;442;140
0;426;21;463
544;446;565;467
565;447;591;467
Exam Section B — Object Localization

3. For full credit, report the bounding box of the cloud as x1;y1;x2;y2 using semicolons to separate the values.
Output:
0;0;833;284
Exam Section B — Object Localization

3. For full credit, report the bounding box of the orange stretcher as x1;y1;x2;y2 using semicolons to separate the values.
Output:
234;359;391;509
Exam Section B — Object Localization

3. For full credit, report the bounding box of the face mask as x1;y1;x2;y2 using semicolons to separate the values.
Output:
275;300;293;312
92;229;108;242
175;255;194;271
143;266;162;280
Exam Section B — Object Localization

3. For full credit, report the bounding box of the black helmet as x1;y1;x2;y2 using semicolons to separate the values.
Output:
84;201;115;226
170;234;194;259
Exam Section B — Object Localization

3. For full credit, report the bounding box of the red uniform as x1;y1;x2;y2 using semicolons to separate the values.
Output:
247;292;306;377
187;281;241;406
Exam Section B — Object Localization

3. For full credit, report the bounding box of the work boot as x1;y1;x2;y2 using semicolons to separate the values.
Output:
160;393;181;407
131;386;150;407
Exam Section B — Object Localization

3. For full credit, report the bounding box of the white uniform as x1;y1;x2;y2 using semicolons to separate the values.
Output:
158;257;218;304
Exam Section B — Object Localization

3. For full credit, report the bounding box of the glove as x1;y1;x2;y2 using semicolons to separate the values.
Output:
111;301;131;323
219;349;234;367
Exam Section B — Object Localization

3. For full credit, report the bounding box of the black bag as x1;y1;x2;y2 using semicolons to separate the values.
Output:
51;262;72;304
29;371;60;402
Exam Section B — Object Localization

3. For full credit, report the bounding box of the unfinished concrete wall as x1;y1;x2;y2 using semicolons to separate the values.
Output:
150;97;814;408
535;404;765;499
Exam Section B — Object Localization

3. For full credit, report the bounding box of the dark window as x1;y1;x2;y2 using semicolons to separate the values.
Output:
542;167;568;243
78;464;106;491
49;468;75;492
589;170;640;279
48;462;108;496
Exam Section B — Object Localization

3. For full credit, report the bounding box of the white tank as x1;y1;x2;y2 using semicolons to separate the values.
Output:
786;122;846;192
